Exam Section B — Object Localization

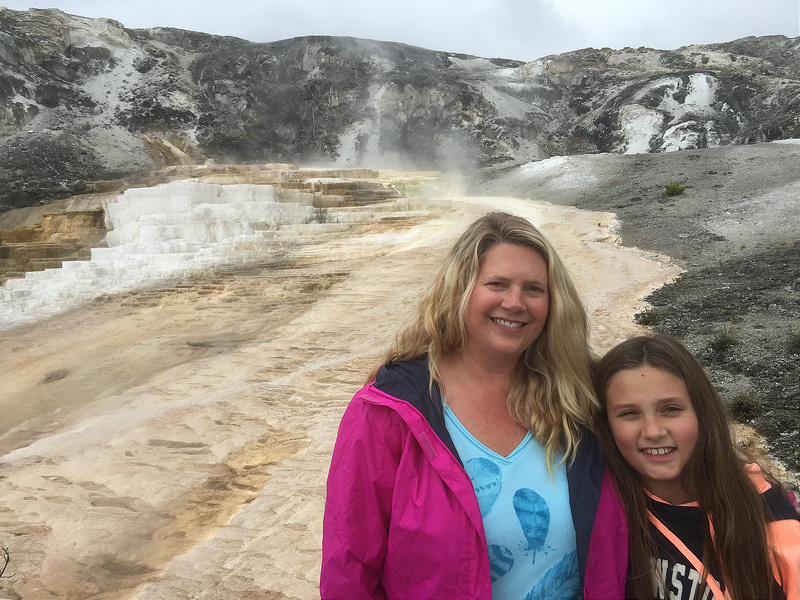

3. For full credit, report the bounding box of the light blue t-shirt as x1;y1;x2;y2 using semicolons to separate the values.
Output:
445;405;580;600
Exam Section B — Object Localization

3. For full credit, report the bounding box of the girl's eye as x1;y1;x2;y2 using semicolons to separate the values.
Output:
663;406;684;415
616;410;638;418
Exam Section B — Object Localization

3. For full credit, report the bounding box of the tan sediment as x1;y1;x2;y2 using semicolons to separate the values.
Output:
0;194;681;599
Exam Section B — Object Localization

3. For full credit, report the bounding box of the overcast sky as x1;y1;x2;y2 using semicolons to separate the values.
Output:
2;0;798;61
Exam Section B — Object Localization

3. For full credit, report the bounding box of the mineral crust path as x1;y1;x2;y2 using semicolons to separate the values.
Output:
0;193;680;600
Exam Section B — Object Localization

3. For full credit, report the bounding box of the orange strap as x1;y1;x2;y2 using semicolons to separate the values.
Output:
647;510;730;600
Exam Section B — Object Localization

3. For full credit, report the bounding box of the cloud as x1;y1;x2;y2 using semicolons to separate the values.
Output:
542;0;799;51
2;0;797;61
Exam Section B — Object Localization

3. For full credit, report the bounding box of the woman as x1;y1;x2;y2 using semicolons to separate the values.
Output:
320;211;628;599
593;334;799;600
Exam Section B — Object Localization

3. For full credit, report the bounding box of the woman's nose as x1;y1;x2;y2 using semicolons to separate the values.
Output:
502;287;525;310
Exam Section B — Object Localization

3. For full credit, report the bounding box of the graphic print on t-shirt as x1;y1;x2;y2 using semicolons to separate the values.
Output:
460;452;580;600
524;550;580;600
646;486;792;600
465;457;502;517
513;487;550;563
446;406;580;599
488;543;515;581
651;556;722;600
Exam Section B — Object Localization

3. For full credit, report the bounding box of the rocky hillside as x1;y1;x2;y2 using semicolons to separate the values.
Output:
0;7;798;212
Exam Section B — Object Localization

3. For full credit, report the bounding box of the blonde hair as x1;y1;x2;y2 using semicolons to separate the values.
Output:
369;211;598;466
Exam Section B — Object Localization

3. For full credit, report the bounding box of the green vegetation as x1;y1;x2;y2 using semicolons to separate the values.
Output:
663;181;686;196
635;307;667;327
708;324;739;353
728;392;762;422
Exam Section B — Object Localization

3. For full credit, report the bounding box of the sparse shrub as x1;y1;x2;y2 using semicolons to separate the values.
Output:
663;182;685;196
708;324;739;353
728;392;762;422
309;207;334;224
635;307;667;327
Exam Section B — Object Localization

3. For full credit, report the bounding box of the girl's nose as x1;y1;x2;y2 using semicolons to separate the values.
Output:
642;416;666;439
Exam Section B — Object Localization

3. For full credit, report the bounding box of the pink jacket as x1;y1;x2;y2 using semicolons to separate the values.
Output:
321;361;628;600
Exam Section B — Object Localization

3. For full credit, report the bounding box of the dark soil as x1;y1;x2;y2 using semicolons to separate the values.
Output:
474;140;800;478
639;242;800;472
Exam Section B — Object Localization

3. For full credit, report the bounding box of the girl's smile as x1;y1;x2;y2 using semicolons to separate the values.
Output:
605;365;699;505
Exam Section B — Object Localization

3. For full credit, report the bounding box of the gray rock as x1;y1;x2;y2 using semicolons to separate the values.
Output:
0;7;798;211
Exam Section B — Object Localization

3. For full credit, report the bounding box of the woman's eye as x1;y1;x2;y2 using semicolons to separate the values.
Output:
663;406;683;414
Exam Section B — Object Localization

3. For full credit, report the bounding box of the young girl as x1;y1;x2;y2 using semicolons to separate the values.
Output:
593;333;800;600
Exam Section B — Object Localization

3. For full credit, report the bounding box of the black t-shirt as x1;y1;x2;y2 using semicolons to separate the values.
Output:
645;485;793;600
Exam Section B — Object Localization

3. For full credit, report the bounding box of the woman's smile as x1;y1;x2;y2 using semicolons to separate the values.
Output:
490;317;526;328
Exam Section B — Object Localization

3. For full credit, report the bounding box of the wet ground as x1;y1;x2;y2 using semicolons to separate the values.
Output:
0;193;678;599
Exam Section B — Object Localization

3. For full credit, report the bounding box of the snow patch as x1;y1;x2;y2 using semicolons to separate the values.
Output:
660;73;718;116
520;155;570;174
518;156;598;189
661;121;704;152
619;105;662;154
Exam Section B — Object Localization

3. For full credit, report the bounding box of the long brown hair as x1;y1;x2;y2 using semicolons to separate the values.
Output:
369;211;598;467
593;334;776;599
